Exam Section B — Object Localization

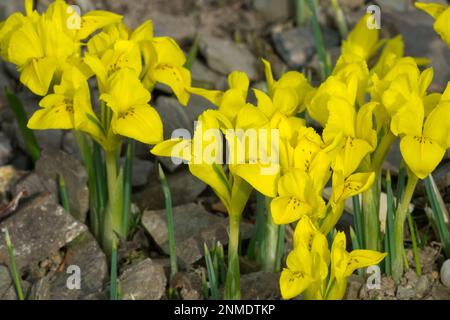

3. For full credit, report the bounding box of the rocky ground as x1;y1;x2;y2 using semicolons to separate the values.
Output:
0;0;449;300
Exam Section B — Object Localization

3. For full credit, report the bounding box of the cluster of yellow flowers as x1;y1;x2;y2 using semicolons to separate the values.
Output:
152;11;450;299
0;0;191;151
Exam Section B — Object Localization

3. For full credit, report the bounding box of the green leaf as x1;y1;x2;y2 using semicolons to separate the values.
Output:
5;89;40;163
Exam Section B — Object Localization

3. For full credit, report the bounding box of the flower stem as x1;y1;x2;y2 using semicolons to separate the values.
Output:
263;197;282;272
371;131;396;173
225;215;241;300
362;175;380;251
392;174;418;281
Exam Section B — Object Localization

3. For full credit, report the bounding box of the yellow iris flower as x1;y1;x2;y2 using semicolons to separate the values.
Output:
326;231;387;300
280;216;386;300
85;20;191;105
100;69;163;147
392;82;450;179
323;95;377;178
28;65;105;145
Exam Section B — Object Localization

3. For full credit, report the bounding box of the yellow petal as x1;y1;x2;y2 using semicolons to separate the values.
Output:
153;36;186;66
279;267;312;300
28;95;74;130
78;11;123;40
271;196;312;224
101;69;150;113
151;138;192;162
415;2;447;19
230;163;279;197
228;71;249;96
20;57;58;96
111;104;163;144
424;99;450;148
344;250;387;277
153;65;191;106
400;135;445;179
188;87;223;106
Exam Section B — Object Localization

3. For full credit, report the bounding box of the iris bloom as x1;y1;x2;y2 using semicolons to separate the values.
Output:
392;83;450;179
280;216;329;300
85;20;191;105
280;216;386;300
323;93;377;178
100;69;163;147
28;65;105;145
261;59;312;116
326;232;387;299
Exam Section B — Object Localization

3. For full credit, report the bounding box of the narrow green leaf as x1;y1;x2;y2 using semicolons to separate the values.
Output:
425;175;450;258
158;163;178;279
407;210;422;276
204;243;220;300
352;195;364;248
185;34;200;70
58;175;70;213
306;0;331;79
386;171;396;276
122;140;134;238
110;238;119;300
5;89;40;162
246;191;266;264
4;228;24;300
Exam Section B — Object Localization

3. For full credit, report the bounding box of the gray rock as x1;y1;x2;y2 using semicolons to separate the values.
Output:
119;157;154;187
12;172;46;199
431;283;450;300
240;271;279;300
142;203;229;266
199;34;258;80
0;133;13;166
134;169;207;210
272;26;339;69
173;270;203;300
440;259;450;288
0;193;87;271
142;203;252;266
155;96;193;140
191;60;222;89
396;285;416;299
35;149;89;222
119;258;167;300
252;0;292;23
0;265;30;300
415;275;431;298
186;94;218;123
29;231;108;300
62;131;82;160
383;9;450;92
345;274;364;300
151;12;197;44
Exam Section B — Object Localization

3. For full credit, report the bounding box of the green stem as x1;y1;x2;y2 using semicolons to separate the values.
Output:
407;211;422;276
263;197;281;272
392;174;418;281
362;177;380;251
331;0;348;38
225;215;241;300
371;131;396;173
320;201;345;235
